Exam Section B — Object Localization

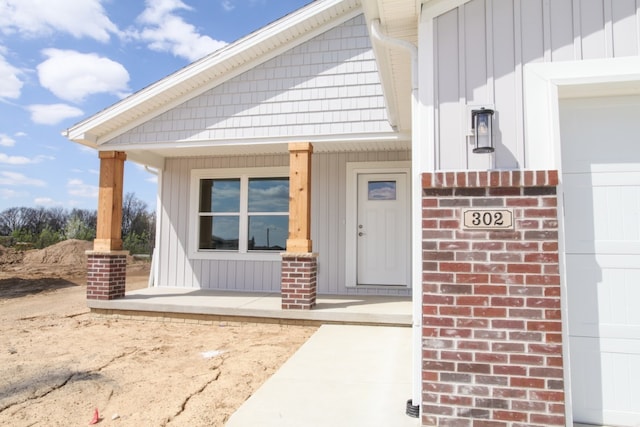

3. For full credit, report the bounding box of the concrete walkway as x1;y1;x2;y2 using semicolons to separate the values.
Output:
226;324;420;427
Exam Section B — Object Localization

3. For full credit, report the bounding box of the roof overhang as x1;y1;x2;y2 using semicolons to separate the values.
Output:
361;0;420;134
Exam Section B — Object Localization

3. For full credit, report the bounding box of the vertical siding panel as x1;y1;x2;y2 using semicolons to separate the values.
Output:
235;260;246;290
464;0;489;104
436;8;462;170
521;0;545;63
580;0;607;59
337;151;347;295
202;258;210;289
492;0;520;169
327;152;340;293
513;0;525;168
312;153;326;292
603;0;613;57
612;0;639;56
217;260;228;290
158;162;172;287
166;160;180;287
177;158;189;286
550;0;575;60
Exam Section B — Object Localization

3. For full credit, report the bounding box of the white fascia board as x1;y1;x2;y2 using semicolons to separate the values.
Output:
66;0;360;144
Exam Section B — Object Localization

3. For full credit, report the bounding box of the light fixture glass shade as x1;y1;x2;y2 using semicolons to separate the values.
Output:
472;108;494;153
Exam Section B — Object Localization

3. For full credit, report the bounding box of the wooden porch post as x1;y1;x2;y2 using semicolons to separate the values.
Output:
94;151;126;251
282;142;317;310
86;151;128;300
286;142;313;253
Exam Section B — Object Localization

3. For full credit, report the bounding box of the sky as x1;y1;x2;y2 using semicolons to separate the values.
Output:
0;0;311;213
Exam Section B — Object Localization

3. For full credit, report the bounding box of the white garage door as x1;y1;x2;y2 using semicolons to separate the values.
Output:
560;95;640;426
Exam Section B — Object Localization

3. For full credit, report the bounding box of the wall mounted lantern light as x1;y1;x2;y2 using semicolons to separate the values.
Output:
471;108;495;153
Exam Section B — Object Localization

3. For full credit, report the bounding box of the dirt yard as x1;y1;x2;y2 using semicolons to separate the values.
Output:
0;241;316;426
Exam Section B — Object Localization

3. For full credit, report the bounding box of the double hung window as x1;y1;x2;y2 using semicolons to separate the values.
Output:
191;167;289;259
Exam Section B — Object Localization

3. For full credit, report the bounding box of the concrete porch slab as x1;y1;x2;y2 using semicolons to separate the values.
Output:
225;324;420;427
87;287;412;326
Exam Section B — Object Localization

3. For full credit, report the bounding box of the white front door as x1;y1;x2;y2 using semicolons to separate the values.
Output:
356;173;409;286
560;95;640;426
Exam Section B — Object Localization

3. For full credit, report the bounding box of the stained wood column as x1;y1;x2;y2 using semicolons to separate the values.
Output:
286;142;313;253
94;151;126;252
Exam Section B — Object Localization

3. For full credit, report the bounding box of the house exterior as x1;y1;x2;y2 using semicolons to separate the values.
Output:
66;0;640;426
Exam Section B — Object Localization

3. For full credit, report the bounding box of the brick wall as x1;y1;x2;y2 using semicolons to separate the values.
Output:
281;253;318;309
421;170;565;426
87;252;127;300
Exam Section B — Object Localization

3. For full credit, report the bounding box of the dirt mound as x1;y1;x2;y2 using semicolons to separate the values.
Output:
0;245;24;266
23;239;93;266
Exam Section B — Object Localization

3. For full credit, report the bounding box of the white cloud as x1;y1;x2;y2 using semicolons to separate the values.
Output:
37;49;130;103
34;197;62;206
0;153;33;164
0;171;46;187
27;103;84;125
0;0;119;42
0;133;16;147
132;0;227;62
0;188;24;199
67;178;98;198
221;1;235;11
0;52;23;99
14;131;27;137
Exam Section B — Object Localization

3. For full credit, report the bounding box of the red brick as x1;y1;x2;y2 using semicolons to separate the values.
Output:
456;296;489;306
529;390;564;402
530;414;565;426
441;262;473;272
507;263;541;274
473;307;507;318
511;377;545;388
457;274;490;284
494;411;527;422
527;321;562;332
474;285;507;295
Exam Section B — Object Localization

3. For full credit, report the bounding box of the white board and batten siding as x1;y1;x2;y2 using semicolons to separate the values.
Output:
426;0;640;171
105;14;393;148
156;151;412;296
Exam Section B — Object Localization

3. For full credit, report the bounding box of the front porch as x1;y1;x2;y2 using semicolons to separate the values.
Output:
87;287;412;327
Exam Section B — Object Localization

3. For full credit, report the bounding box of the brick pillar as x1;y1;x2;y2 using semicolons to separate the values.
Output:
421;170;564;426
281;253;317;310
86;252;127;300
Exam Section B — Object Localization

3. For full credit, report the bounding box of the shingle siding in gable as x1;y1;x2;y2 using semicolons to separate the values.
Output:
109;14;391;146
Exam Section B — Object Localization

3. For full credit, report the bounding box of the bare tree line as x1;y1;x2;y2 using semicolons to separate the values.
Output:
0;193;155;254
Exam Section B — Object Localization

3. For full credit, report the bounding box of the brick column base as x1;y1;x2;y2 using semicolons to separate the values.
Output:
281;253;318;310
86;251;128;300
421;170;565;426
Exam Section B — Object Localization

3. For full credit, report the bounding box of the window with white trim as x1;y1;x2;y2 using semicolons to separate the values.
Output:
191;168;289;257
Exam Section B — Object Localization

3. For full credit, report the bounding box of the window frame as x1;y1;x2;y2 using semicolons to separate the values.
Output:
189;167;290;261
